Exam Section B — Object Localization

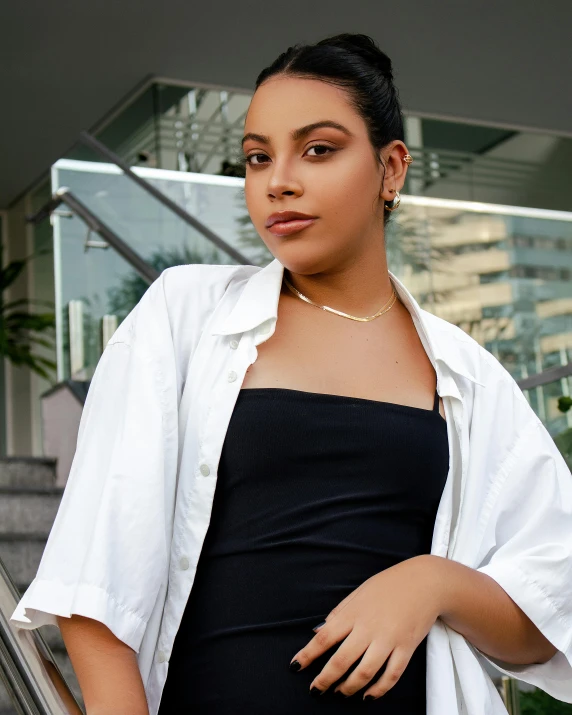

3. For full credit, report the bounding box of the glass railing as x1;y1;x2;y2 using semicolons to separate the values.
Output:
385;195;572;436
50;159;572;432
0;557;83;714
50;158;273;381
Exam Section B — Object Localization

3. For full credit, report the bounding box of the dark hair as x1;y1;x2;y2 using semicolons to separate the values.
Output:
254;33;405;222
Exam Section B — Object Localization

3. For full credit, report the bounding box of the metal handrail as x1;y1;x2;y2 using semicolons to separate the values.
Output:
77;131;250;266
0;558;83;714
27;188;160;285
517;363;572;391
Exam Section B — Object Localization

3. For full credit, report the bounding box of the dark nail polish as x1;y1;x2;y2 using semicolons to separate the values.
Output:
312;620;326;631
310;686;323;697
364;694;376;701
334;690;347;698
289;659;301;672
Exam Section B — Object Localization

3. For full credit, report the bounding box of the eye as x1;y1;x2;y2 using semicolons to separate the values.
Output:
244;143;336;167
245;153;269;167
306;144;335;157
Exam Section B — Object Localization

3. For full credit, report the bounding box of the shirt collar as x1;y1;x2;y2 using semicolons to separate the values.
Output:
211;258;484;393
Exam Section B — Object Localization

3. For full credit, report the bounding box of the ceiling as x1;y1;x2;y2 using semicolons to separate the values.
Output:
1;0;571;209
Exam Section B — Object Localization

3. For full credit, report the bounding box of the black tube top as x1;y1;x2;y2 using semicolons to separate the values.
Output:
158;387;449;714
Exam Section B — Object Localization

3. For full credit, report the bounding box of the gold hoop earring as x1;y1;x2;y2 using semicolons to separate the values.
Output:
385;190;401;212
403;154;414;165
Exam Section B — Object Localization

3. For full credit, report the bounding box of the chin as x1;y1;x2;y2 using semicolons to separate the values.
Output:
274;250;330;277
277;242;348;277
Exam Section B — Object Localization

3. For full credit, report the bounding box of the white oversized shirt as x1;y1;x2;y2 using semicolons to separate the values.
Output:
10;258;572;714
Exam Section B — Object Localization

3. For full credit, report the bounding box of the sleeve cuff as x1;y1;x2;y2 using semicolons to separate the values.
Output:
10;578;147;653
476;561;572;701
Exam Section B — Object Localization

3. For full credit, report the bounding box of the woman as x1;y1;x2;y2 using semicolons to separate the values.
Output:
11;34;572;714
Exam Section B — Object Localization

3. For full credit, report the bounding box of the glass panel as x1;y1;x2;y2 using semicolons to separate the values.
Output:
52;158;270;269
52;157;572;435
386;196;572;435
53;207;155;381
51;158;271;381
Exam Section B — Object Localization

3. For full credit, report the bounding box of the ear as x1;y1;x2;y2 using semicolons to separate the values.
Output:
379;141;410;202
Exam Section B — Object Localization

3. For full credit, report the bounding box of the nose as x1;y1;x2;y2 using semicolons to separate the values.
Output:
266;160;303;200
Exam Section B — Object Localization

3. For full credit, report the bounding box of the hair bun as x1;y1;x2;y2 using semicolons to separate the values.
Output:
317;33;394;82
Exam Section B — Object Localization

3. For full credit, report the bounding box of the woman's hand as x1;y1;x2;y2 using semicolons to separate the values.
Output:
288;554;443;701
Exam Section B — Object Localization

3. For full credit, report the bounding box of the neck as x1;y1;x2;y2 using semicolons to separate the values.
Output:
282;251;395;317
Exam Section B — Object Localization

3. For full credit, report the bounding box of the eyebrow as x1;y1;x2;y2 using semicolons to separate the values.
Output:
241;120;354;148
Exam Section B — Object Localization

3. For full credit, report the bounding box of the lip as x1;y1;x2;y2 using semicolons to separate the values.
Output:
268;218;317;237
265;211;317;228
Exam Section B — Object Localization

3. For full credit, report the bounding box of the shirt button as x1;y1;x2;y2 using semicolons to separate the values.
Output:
199;464;210;477
230;339;239;350
227;370;237;382
179;556;190;570
157;651;166;663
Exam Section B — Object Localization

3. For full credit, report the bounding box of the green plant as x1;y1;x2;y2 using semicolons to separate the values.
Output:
553;396;572;470
0;252;56;381
520;688;572;714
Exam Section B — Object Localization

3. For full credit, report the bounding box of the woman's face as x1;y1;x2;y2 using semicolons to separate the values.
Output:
242;75;400;274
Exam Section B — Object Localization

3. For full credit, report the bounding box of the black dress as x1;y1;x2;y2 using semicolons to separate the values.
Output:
158;387;449;714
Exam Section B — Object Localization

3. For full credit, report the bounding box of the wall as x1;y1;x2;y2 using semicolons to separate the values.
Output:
3;187;56;457
3;196;34;454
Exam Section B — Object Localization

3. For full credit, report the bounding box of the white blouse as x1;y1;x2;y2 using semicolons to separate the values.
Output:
10;257;572;714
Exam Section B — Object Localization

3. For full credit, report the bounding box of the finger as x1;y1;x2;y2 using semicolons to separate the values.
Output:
290;617;352;673
333;642;390;696
309;629;370;695
362;646;412;700
314;584;366;632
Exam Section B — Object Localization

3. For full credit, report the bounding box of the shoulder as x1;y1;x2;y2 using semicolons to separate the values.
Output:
147;263;261;385
106;262;260;371
420;307;525;393
159;262;260;334
100;263;262;403
111;263;259;339
419;312;552;493
159;263;261;302
419;307;540;445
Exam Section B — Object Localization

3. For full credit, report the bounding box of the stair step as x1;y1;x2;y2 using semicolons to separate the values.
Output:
0;458;57;489
0;538;47;588
0;490;62;535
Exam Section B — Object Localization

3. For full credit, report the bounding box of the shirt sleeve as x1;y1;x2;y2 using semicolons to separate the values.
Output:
474;415;572;702
10;278;178;654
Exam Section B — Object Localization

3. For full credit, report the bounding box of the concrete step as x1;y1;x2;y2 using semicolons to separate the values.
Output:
0;458;57;489
0;537;47;590
0;489;63;536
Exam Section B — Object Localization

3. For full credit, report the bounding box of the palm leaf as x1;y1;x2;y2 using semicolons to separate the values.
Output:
0;255;57;380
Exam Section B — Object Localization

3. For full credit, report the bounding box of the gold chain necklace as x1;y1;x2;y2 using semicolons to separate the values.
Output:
282;273;398;322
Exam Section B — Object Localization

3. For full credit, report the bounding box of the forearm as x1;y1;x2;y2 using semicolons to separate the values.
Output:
57;615;149;715
421;555;558;665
